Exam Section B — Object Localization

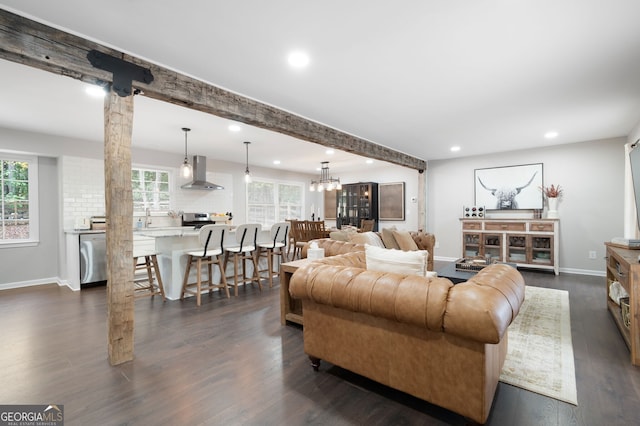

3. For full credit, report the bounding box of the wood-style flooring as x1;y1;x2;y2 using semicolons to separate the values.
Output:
1;264;639;425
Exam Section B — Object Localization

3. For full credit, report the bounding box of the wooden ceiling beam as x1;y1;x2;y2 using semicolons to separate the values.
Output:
0;9;426;171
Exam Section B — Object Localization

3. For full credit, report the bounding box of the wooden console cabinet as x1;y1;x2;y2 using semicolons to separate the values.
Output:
460;218;559;275
605;243;640;366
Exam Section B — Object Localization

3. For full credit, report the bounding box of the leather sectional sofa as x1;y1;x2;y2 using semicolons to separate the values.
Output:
290;242;525;424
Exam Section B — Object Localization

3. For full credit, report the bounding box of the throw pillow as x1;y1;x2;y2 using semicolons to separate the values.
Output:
365;244;428;277
380;226;400;249
392;230;419;251
349;231;385;247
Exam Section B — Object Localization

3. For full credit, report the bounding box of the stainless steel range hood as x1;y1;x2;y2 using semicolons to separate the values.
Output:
180;155;224;190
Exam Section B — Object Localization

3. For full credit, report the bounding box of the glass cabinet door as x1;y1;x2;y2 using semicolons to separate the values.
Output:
507;234;527;263
531;236;553;266
484;233;502;261
463;232;481;257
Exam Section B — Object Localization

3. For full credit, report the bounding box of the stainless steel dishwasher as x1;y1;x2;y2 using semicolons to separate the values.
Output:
79;232;107;285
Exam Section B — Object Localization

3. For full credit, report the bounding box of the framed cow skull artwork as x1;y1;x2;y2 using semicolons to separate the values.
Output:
474;163;543;210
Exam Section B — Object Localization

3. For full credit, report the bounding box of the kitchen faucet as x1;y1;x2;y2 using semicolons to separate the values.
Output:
145;208;152;228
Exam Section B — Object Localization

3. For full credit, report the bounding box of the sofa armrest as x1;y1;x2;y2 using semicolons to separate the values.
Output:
445;264;525;343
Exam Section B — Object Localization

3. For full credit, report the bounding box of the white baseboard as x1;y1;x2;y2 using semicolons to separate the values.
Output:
0;277;77;291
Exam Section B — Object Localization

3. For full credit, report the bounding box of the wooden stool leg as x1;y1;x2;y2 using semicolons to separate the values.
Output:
251;251;262;291
217;255;230;298
267;248;274;288
150;254;165;299
196;258;202;307
181;255;193;300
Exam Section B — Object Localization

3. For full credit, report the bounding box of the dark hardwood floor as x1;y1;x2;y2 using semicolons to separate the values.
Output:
1;264;639;425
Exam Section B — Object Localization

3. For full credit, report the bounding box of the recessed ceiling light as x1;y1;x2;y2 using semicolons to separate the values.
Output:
288;50;310;68
325;149;335;155
228;124;241;132
366;159;374;164
450;146;461;152
273;160;281;165
85;85;105;98
544;131;559;139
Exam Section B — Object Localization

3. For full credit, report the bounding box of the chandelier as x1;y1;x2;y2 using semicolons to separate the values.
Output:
309;161;341;192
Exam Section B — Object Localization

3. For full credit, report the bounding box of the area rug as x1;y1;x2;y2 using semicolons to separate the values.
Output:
499;285;578;405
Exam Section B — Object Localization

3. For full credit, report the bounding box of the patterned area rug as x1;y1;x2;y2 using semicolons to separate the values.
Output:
499;285;578;405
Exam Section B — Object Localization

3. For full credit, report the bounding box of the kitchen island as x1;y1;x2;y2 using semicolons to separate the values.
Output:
136;227;270;300
65;226;271;298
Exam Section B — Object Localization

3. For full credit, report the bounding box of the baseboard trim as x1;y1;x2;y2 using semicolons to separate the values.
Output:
0;277;77;291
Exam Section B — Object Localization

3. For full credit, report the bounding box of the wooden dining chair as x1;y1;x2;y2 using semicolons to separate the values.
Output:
306;220;327;240
288;220;308;260
359;219;375;232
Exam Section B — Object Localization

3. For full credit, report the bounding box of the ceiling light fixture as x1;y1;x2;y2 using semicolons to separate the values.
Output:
244;141;252;183
228;124;241;132
180;127;192;179
288;50;310;68
450;146;461;152
309;161;341;192
544;131;559;139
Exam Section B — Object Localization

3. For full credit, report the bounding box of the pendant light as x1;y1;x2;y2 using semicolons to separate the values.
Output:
180;127;192;179
244;141;252;183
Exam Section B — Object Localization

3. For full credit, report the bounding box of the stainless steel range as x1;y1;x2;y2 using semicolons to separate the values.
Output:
181;212;229;228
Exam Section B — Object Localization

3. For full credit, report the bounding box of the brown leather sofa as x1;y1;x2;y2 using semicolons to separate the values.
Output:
301;231;436;271
289;251;525;424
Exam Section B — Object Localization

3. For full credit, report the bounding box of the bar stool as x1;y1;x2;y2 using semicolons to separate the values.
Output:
223;223;261;296
133;250;166;300
181;224;230;306
257;222;289;288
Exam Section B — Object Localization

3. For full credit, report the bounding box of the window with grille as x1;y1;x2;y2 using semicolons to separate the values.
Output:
132;167;171;212
247;179;304;227
1;155;39;245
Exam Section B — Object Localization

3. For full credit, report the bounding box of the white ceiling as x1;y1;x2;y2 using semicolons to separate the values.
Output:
1;1;640;174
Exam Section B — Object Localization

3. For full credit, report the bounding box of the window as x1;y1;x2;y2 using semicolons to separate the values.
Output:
247;179;304;226
1;155;39;245
132;167;171;212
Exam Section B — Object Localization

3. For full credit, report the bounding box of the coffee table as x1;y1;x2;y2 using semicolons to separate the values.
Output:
436;261;477;284
437;261;517;284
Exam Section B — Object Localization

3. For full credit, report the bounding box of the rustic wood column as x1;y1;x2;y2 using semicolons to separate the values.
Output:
418;169;426;232
104;88;135;365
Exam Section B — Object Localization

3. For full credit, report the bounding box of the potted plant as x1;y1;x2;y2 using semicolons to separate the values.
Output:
541;184;562;218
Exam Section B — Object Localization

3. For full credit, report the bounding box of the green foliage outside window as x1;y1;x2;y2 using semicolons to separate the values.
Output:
1;160;30;240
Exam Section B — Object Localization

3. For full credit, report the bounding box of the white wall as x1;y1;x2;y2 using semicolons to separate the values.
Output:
0;156;59;287
427;137;626;275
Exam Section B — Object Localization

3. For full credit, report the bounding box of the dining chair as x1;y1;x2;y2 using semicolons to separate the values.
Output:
359;219;375;232
223;223;262;296
257;222;290;288
180;224;230;306
288;220;308;260
306;220;327;240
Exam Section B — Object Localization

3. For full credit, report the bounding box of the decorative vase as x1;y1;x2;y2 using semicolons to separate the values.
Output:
547;197;559;218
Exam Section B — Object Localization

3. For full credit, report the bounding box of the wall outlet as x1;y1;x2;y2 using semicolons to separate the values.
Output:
589;251;597;259
435;241;440;249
